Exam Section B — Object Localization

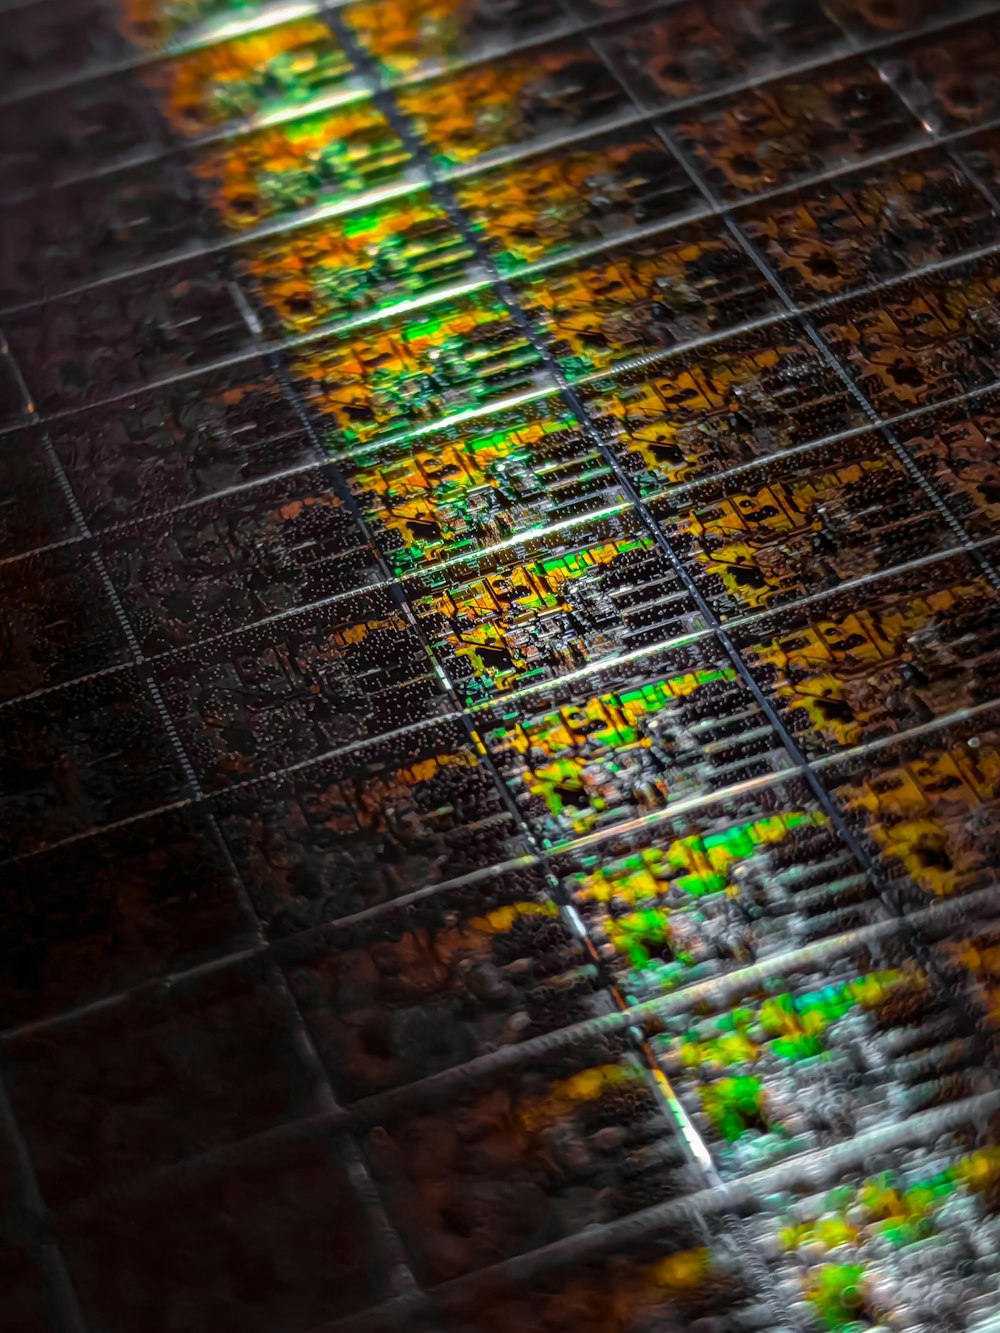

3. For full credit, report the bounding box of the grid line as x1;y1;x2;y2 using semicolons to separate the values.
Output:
1;289;421;1324
1;529;997;872
2;2;995;212
9;71;1000;328
5;5;1000;1329
315;0;999;1069
13;213;1000;447
2;364;999;583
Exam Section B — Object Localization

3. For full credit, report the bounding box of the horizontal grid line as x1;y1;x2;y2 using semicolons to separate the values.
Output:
10;84;1000;326
417;1089;1000;1295
12;211;1000;438
21;1063;998;1273
11;1081;999;1316
344;888;1000;1118
0;454;993;714
4;7;1000;1322
0;942;269;1043
10;665;986;874
0;528;996;859
5;363;1000;575
0;2;585;109
5;842;996;1084
2;816;996;1269
3;1;997;218
6;0;701;112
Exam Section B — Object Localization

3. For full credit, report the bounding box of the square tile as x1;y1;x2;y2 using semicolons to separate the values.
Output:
823;698;1000;901
0;0;126;97
365;1044;690;1283
480;637;789;845
816;254;1000;417
895;392;1000;537
279;864;603;1100
744;1118;1000;1333
514;221;783;379
649;432;959;618
730;553;1000;756
739;149;1000;306
605;0;848;109
554;773;885;1007
102;467;378;655
59;1133;388;1333
193;101;415;234
240;192;474;338
5;958;321;1206
0;806;250;1027
215;717;528;935
647;926;978;1181
398;41;631;171
582;320;866;494
145;17;360;141
343;399;621;577
408;508;702;706
289;290;548;450
47;358;312;528
0;547;130;702
667;58;921;202
155;590;447;790
5;253;254;412
0;669;189;858
877;13;1000;134
0;158;211;306
0;74;159;196
454;125;704;274
0;429;75;559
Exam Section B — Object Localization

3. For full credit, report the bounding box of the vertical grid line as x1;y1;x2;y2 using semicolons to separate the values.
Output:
0;349;136;1332
228;269;709;1308
816;1;1000;574
587;24;1000;589
315;2;740;1184
8;3;1000;1326
0;309;420;1310
302;4;872;1323
576;19;1000;1035
322;0;995;1063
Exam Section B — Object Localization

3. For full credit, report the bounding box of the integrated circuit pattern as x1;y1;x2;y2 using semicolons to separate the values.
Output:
2;1;1000;1331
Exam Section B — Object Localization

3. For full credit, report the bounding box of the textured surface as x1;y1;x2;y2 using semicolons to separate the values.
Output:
2;1;1000;1331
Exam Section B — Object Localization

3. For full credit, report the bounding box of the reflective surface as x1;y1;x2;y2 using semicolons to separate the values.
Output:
2;2;1000;1332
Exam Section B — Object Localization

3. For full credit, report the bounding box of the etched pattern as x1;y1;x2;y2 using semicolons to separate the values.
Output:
4;1;1000;1329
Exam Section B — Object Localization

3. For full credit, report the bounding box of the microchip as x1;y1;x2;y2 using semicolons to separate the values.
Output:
4;1;1000;1329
